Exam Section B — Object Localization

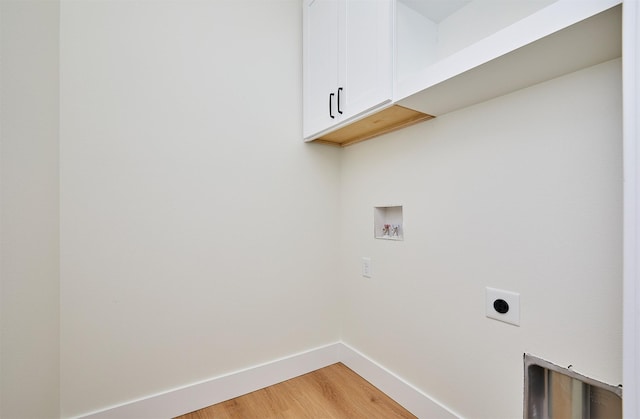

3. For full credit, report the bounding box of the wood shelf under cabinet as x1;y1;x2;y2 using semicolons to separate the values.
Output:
310;105;434;147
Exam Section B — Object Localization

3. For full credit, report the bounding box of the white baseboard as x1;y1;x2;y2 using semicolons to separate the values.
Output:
79;342;342;419
338;342;461;419
79;341;458;419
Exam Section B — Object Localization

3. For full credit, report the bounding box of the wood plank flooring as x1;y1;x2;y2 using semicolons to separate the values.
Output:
175;362;417;419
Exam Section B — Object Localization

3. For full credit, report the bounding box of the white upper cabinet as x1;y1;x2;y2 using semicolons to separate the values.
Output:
304;0;339;139
304;0;622;146
303;0;393;140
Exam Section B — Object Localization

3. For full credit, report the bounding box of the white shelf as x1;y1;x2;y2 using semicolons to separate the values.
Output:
396;0;622;116
396;0;557;86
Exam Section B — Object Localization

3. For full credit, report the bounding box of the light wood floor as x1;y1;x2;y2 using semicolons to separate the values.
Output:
174;362;417;419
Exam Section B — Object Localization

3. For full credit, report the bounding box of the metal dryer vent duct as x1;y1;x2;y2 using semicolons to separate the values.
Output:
524;354;622;419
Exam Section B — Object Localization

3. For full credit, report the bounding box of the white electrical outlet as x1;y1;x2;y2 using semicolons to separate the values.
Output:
486;287;520;326
362;257;372;278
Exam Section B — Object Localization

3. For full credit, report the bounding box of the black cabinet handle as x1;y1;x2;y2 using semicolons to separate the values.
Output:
337;87;343;114
329;93;335;119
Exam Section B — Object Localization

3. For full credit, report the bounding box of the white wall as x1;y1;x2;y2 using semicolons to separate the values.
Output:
59;1;341;416
623;1;640;415
3;1;623;418
339;59;622;418
0;0;61;417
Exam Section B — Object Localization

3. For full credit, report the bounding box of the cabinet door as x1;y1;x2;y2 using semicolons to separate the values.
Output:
339;0;392;121
303;0;340;139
